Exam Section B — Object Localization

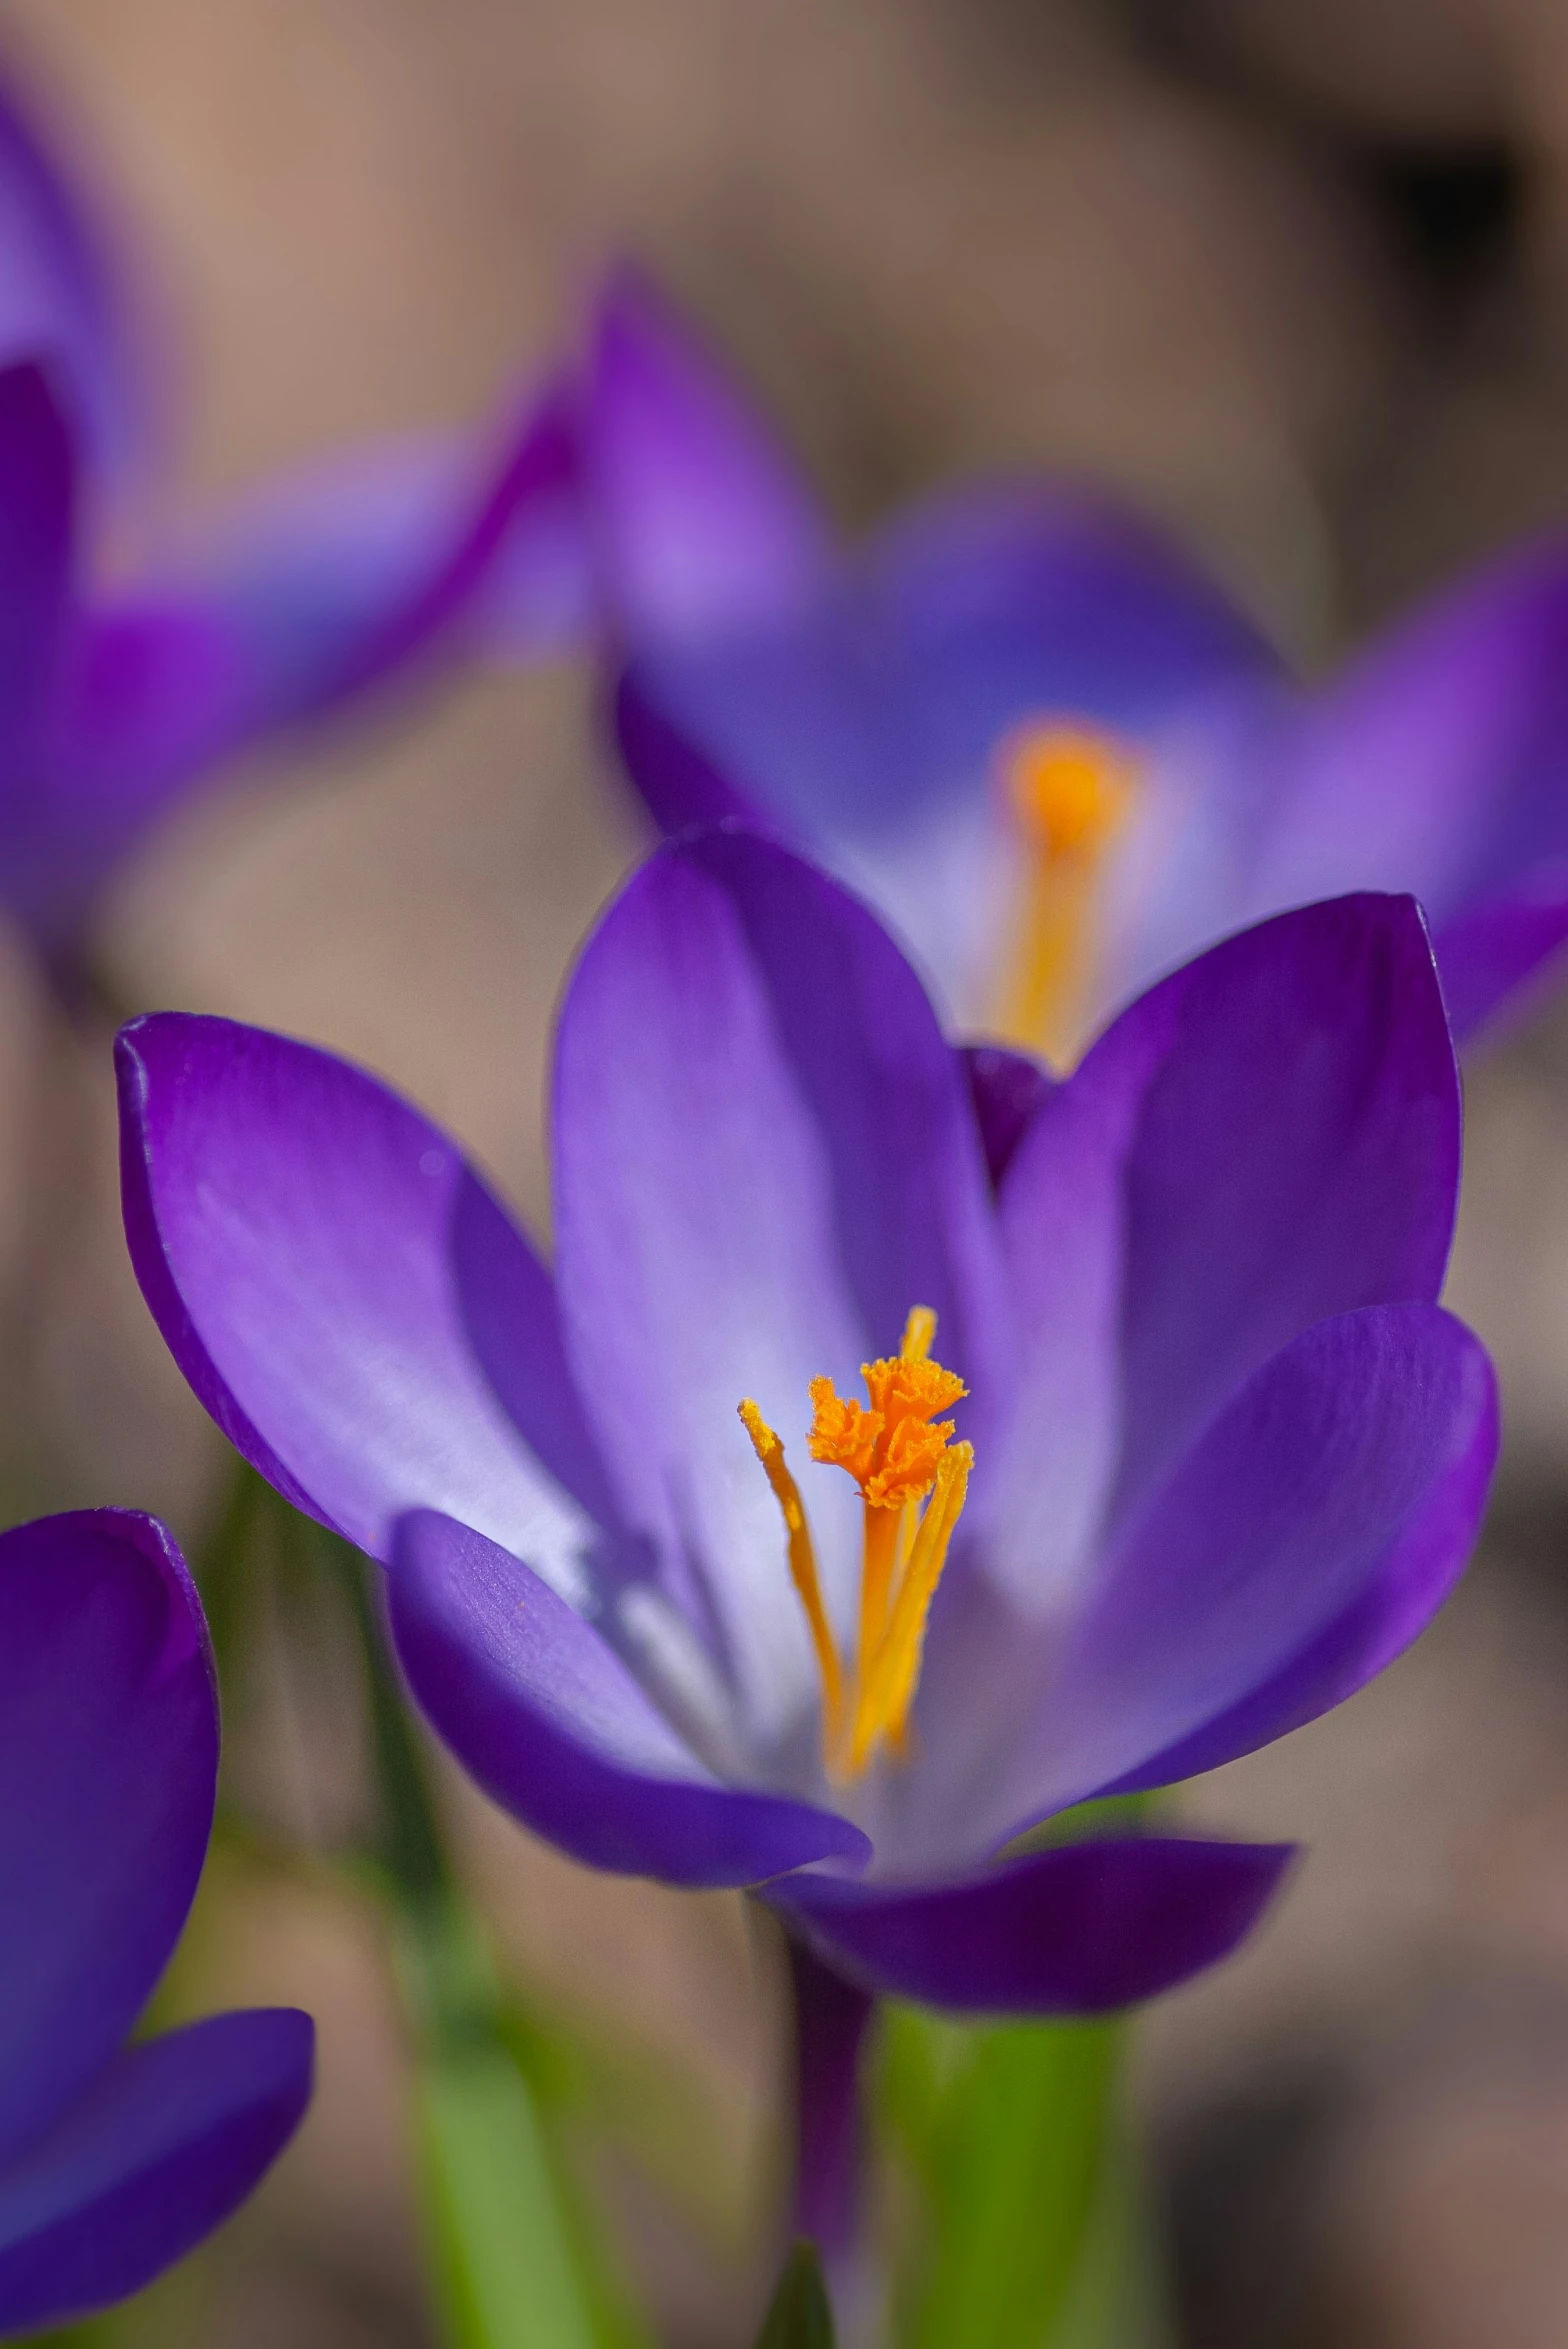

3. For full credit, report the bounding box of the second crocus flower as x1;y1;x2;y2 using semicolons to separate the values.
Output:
563;269;1568;1062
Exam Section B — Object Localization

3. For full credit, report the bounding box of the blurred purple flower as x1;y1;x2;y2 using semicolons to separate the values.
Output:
562;268;1568;1061
0;1506;311;2331
0;63;589;974
116;831;1495;2015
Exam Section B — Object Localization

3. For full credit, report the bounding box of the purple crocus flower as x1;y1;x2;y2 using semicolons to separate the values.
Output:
0;1506;311;2331
560;268;1568;1063
115;830;1495;2015
0;63;587;976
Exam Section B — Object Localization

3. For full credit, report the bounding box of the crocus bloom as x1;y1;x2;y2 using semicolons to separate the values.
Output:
117;830;1495;2014
0;1507;311;2332
0;65;587;974
565;268;1568;1062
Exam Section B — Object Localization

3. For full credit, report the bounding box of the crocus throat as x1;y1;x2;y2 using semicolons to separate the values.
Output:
993;720;1138;1066
739;1307;973;1782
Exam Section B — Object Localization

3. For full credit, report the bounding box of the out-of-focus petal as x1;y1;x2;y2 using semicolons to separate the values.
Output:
0;2009;312;2336
1431;880;1568;1046
773;1835;1292;2015
619;485;1278;836
990;1304;1495;1830
872;484;1279;747
0;1512;215;2169
0;600;247;956
0;66;145;480
585;264;831;643
612;663;754;834
5;383;593;961
1244;538;1568;935
170;377;587;733
389;1511;870;1889
116;1015;614;1603
0;361;74;750
997;893;1459;1553
552;828;1003;1738
613;488;1282;1030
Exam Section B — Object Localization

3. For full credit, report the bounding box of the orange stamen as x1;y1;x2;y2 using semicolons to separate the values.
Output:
743;1307;973;1780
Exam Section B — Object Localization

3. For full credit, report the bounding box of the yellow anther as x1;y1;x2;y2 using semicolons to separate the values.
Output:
742;1308;974;1781
994;719;1139;1066
738;1399;844;1748
805;1377;883;1489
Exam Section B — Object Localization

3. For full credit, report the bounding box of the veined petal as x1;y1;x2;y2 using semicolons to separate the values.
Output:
0;1513;215;2168
773;1836;1292;2015
0;2009;312;2335
585;264;831;643
116;1015;613;1600
389;1512;868;1889
997;893;1460;1559
551;828;1004;1740
990;1304;1495;1832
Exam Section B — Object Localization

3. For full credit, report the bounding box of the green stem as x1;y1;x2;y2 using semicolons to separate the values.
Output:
262;1486;604;2349
879;2004;1157;2349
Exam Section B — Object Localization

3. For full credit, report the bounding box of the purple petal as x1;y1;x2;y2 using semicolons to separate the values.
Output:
872;484;1279;746
1246;538;1568;939
169;376;586;733
620;483;1278;842
773;1836;1293;2015
1431;880;1568;1047
611;662;755;835
0;599;248;957
585;264;831;643
116;1014;616;1597
998;893;1459;1543
960;1043;1055;1191
0;2008;312;2334
0;66;145;481
612;489;1281;1035
389;1510;869;1889
0;361;74;751
552;827;1003;1735
1010;1303;1496;1821
0;1512;216;2166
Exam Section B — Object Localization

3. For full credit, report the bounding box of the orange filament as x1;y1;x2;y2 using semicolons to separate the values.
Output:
738;1306;973;1780
993;720;1138;1066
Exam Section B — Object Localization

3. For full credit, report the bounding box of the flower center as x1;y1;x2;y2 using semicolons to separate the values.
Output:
992;719;1138;1066
738;1306;973;1781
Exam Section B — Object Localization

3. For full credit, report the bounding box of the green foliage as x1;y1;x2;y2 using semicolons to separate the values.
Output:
878;2006;1122;2349
754;2243;835;2349
254;1478;624;2349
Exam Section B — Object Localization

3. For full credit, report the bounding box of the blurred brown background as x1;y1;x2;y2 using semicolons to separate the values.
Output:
8;2;1568;2342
